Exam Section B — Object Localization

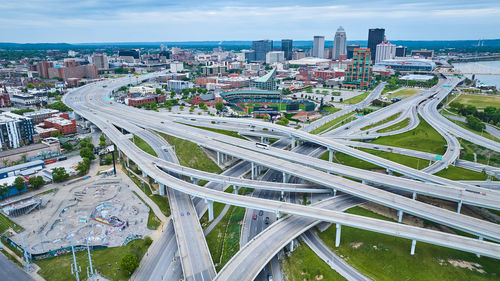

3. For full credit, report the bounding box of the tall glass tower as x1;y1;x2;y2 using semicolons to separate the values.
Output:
333;26;347;59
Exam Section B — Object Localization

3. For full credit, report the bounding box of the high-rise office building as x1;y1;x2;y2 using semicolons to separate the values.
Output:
395;46;407;57
333;26;347;60
252;40;273;62
367;28;385;60
375;42;396;63
343;48;372;89
312;36;325;58
93;53;109;70
347;43;360;59
281;39;293;60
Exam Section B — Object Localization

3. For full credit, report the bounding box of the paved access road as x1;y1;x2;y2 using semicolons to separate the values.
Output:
0;252;34;281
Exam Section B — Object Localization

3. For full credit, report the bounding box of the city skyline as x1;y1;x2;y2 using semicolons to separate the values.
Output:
1;0;499;43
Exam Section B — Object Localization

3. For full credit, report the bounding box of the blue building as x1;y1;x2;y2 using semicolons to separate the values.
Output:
252;40;273;62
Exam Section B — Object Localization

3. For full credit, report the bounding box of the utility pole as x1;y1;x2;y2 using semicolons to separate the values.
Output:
70;236;80;281
86;235;95;281
21;233;30;272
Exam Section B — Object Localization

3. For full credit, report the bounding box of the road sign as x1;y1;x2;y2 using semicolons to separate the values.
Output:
435;155;443;160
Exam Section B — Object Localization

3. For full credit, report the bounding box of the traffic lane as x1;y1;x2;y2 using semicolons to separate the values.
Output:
0;253;33;281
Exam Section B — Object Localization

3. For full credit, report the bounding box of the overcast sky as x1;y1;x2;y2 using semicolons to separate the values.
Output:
1;0;499;43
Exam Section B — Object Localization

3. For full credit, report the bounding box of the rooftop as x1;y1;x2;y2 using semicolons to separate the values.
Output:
253;68;276;83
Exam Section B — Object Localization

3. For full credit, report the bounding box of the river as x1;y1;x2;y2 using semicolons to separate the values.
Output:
452;60;500;89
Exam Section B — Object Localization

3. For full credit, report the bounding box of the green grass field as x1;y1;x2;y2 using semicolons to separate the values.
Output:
386;88;420;99
341;92;370;104
206;205;245;271
434;166;489;181
280;241;346;281
310;112;356;135
156;131;222;174
317;206;500;281
182;123;246;140
36;239;150;281
323;106;341;114
454;94;500;109
149;194;171;217
0;213;23;234
376;118;410;133
361;112;401;131
372;115;447;155
132;135;158;157
319;148;426;171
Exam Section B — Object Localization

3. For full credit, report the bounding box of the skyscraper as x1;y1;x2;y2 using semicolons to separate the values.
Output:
395;46;407;57
333;26;347;60
375;42;396;63
343;48;372;89
347;43;360;59
312;36;325;58
93;53;109;70
367;28;385;60
281;39;293;60
252;40;273;62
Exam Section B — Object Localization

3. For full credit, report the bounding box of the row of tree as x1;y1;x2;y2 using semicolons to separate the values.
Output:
449;102;500;127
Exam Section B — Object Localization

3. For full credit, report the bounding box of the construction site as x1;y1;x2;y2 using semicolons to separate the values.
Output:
5;178;152;256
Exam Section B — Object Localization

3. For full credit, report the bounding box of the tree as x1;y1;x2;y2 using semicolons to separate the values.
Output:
80;147;95;160
76;158;91;176
29;176;45;189
13;177;26;191
215;101;224;112
121;254;139;276
466;115;485;131
52;167;69;182
155;88;163;95
51;130;61;138
99;135;106;147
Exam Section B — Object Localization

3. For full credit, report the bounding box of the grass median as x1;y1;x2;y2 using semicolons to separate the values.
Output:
317;206;500;281
280;241;346;281
341;92;370;104
361;112;401;131
156;131;222;174
310;112;356;135
372;115;447;155
132;135;157;157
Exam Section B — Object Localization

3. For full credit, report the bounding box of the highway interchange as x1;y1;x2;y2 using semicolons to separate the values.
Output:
62;72;500;280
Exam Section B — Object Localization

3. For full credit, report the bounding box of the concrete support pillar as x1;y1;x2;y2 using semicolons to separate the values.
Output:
333;189;337;197
412;192;417;200
251;162;255;180
233;186;239;194
335;223;341;247
291;136;296;149
386;169;393;175
193;178;198;185
142;171;147;178
281;190;284;200
275;210;281;220
206;199;214;221
126;157;130;167
477;236;483;257
290;239;295;252
361;180;366;185
397;210;403;223
328;149;333;163
224;153;227;163
260;136;264;143
457;200;463;213
158;183;165;196
410;240;416;255
282;172;289;183
217;151;220;166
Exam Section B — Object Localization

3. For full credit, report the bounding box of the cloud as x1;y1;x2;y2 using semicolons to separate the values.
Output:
0;0;499;42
